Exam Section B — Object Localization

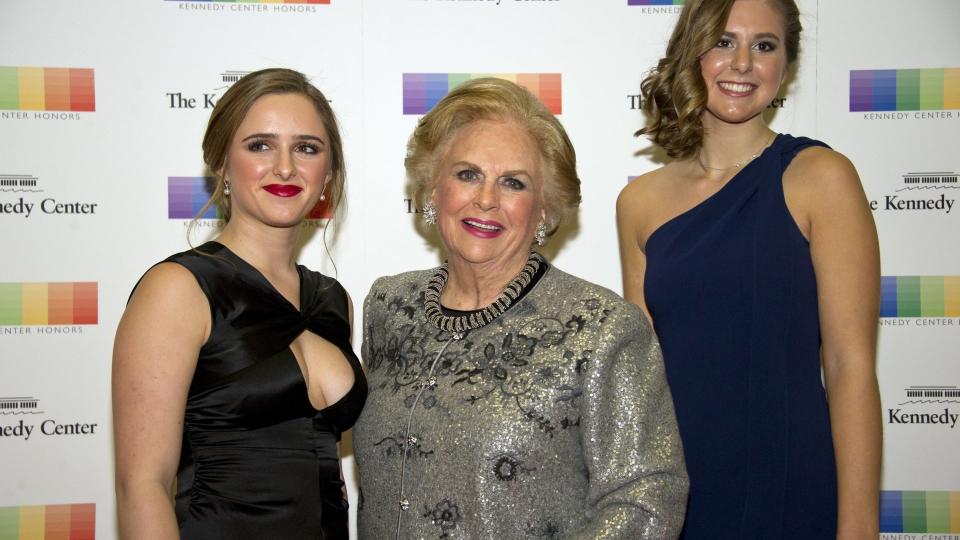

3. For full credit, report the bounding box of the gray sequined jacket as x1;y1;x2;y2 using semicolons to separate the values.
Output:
353;264;688;539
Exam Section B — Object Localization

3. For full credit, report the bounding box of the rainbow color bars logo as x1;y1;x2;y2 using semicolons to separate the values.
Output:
0;504;94;539
628;0;684;5
0;283;98;326
170;0;329;3
880;276;960;318
403;73;561;115
0;67;95;112
850;68;960;112
168;177;220;219
167;177;331;220
881;491;960;533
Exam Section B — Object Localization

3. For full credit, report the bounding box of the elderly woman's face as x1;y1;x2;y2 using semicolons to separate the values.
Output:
432;119;544;271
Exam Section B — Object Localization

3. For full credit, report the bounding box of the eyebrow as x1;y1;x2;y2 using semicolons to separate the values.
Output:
754;32;782;41
241;133;326;144
451;161;533;178
722;30;782;41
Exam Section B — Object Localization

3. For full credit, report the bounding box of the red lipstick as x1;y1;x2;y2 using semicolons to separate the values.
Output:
263;184;303;197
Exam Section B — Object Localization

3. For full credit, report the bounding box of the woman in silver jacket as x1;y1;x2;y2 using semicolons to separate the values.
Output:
353;77;687;539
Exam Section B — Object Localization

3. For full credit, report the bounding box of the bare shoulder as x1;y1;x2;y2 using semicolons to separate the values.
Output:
114;261;210;393
617;165;679;230
130;262;205;309
618;163;686;251
784;145;873;244
785;146;863;197
617;165;676;212
122;262;210;340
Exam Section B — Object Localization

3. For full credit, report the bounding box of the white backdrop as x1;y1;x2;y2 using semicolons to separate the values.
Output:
1;1;957;538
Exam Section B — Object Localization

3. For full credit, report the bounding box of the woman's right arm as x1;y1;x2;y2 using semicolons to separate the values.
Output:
569;301;688;539
617;179;652;320
113;263;210;540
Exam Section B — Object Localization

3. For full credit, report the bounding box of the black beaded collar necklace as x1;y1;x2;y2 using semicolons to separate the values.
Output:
424;251;544;333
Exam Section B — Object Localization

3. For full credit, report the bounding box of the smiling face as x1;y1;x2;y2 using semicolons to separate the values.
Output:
221;93;331;228
699;0;789;127
432;118;545;273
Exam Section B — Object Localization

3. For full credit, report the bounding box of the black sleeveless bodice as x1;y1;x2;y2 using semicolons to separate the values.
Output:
162;241;366;539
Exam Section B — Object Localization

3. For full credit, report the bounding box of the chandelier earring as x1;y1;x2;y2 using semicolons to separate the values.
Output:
535;221;547;246
223;180;231;196
423;201;438;225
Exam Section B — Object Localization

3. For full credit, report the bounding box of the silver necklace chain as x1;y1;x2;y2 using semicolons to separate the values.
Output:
697;133;776;171
394;331;463;539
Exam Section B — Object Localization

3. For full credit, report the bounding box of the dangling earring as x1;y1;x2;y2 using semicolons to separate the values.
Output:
319;192;326;202
223;180;231;196
535;221;546;246
423;201;438;225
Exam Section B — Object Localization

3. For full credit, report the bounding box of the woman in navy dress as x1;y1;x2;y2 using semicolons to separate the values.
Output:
113;69;365;539
617;1;881;538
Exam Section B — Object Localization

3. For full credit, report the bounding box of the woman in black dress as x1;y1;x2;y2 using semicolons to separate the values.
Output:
113;68;366;539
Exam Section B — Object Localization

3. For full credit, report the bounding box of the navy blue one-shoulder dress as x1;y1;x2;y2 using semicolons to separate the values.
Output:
644;134;837;539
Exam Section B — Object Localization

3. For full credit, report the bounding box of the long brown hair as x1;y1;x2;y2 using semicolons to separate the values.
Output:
637;0;801;159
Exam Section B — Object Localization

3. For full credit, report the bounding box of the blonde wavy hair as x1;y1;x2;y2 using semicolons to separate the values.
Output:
405;77;580;236
637;0;801;159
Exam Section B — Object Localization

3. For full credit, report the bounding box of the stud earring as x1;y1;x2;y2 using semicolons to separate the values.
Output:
422;202;438;225
223;180;231;196
535;221;546;246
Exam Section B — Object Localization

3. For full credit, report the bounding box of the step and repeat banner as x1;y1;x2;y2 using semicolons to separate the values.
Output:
1;1;957;538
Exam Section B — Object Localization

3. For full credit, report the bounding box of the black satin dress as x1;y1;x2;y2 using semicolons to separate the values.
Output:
157;241;367;539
